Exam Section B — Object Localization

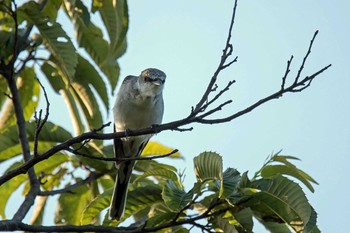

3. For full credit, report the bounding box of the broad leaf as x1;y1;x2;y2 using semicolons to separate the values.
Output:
261;165;317;192
194;151;223;183
56;183;92;225
0;121;72;161
246;175;311;231
19;1;77;81
0;67;40;130
134;168;179;184
0;154;69;219
162;180;193;212
220;168;240;199
64;0;122;89
142;141;181;158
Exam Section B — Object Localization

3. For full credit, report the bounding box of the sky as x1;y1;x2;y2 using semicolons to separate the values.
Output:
4;0;350;232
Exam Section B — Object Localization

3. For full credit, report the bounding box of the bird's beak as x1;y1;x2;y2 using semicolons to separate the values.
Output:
151;79;162;86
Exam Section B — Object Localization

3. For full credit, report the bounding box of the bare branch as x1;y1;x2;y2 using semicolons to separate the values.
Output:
294;30;319;84
192;0;238;114
33;78;50;157
39;173;104;196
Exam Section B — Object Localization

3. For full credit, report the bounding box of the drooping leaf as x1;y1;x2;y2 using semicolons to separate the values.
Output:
0;153;69;219
303;207;320;233
74;54;108;110
71;81;103;130
259;221;293;233
41;0;62;21
56;183;92;225
19;1;77;81
162;180;193;212
232;208;254;232
64;0;121;89
246;175;311;231
0;67;40;130
220;168;241;199
261;165;317;192
0;161;26;219
134;167;179;184
0;121;72;161
29;196;48;226
211;212;239;233
96;0;128;59
142;141;181;158
134;159;177;173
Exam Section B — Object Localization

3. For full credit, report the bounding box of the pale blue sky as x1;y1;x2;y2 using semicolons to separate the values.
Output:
4;0;350;232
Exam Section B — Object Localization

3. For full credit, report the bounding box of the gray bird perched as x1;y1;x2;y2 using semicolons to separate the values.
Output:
109;68;166;220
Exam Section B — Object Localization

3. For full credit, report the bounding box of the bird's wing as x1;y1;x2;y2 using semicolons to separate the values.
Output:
113;124;124;165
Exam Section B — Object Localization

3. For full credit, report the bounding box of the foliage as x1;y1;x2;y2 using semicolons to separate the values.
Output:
0;0;323;232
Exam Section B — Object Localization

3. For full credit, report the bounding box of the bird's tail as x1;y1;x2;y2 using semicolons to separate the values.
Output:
109;161;134;220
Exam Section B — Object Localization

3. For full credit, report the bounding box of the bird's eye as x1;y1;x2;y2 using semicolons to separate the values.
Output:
144;76;150;82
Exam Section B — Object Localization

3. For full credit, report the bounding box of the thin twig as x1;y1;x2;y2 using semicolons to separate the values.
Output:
67;148;179;162
39;173;104;196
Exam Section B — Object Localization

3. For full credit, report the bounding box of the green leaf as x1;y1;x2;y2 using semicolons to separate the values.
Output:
303;207;320;233
194;151;223;182
75;54;108;110
246;175;311;231
0;161;26;219
0;153;69;219
0;67;40;130
20;1;77;81
0;121;72;161
261;165;317;192
233;208;254;232
134;168;179;184
56;183;92;225
259;221;293;233
162;180;193;212
220;168;240;199
96;0;128;59
42;0;62;21
71;81;103;130
211;212;239;233
64;0;121;89
134;159;177;173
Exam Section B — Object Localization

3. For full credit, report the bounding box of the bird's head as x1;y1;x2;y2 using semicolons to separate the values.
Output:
138;68;166;96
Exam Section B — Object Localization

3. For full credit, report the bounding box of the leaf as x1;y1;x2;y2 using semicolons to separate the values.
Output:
42;0;62;21
246;175;311;231
29;196;48;226
220;168;241;199
259;221;293;233
0;121;72;162
96;0;128;59
56;183;92;225
194;151;223;183
74;54;108;110
303;207;320;233
134;168;179;184
162;180;193;212
0;161;26;219
142;141;182;158
19;1;77;81
0;154;69;219
64;0;121;89
82;184;163;225
71;81;103;130
261;165;317;192
0;67;40;130
134;159;177;173
193;152;223;197
233;208;254;232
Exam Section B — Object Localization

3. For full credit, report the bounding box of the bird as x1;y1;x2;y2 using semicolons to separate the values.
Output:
109;68;166;220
